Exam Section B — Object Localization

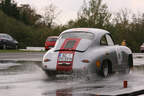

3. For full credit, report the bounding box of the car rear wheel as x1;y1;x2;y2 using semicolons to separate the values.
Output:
2;44;6;49
100;61;109;77
44;70;56;78
15;45;18;49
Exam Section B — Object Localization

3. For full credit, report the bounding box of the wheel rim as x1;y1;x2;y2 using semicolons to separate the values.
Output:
103;63;108;77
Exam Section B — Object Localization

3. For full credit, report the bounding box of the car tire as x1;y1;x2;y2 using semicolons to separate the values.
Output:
141;50;144;53
44;70;56;78
15;45;18;49
100;61;109;77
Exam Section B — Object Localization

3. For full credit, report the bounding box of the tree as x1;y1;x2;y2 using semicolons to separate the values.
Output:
112;9;144;52
77;0;111;28
42;3;60;28
19;4;41;25
1;0;19;19
112;9;131;42
129;13;144;51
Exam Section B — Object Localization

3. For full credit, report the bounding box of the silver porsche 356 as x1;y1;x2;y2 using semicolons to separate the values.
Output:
42;28;133;77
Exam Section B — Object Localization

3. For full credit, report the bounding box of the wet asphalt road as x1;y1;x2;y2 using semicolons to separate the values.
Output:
0;52;144;96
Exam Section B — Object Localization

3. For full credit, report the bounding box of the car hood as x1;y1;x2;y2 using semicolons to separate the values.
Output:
54;38;92;51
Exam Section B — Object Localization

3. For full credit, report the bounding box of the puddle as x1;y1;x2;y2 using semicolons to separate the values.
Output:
0;61;42;74
0;60;144;96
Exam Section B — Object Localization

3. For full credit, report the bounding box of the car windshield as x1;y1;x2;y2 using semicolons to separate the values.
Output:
0;34;11;39
60;32;94;40
0;34;6;38
47;38;57;42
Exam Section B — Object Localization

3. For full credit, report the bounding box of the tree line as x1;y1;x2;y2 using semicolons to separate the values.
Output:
0;0;144;52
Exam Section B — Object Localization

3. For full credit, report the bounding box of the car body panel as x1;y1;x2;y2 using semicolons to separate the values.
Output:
140;43;144;52
42;28;133;76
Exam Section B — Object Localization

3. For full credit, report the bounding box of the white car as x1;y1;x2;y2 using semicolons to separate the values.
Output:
140;43;144;53
42;28;133;77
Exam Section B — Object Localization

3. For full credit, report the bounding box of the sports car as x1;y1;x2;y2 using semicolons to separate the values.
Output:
42;28;133;77
0;33;18;49
45;36;58;50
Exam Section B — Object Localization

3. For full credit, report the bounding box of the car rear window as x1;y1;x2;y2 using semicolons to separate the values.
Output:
60;32;94;40
64;40;76;49
47;38;57;41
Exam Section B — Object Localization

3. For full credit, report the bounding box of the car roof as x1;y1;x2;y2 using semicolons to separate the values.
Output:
61;28;109;37
0;33;9;36
47;36;58;38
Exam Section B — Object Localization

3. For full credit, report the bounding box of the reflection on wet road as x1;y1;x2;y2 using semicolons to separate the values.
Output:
0;54;144;96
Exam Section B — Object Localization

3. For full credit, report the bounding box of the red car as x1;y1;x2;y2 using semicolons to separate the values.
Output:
45;36;58;50
140;43;144;52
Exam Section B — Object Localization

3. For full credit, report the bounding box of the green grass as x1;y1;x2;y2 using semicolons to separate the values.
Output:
0;49;46;53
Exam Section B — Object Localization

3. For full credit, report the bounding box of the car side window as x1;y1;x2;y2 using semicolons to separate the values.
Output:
106;34;114;46
100;35;108;46
5;34;12;40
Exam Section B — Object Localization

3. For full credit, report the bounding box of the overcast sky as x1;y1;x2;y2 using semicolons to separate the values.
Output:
14;0;144;24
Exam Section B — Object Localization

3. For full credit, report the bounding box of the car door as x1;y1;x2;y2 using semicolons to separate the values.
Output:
7;35;15;48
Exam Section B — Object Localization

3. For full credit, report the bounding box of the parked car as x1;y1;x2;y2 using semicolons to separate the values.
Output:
0;33;18;49
42;28;133;77
45;36;58;50
140;43;144;52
